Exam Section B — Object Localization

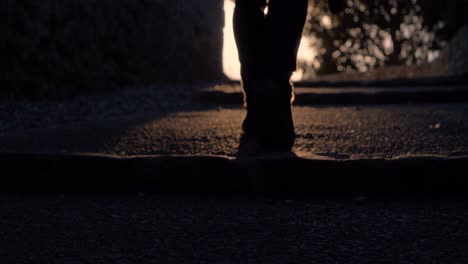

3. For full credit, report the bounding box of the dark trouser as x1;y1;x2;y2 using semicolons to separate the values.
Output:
233;0;308;152
233;0;308;81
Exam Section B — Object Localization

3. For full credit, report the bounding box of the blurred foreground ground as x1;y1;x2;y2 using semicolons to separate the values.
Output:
1;195;468;264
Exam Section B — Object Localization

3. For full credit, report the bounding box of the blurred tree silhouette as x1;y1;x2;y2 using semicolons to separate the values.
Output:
304;0;467;75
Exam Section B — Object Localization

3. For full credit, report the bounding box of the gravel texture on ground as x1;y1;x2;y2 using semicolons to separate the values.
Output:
0;84;209;136
1;83;467;158
1;194;468;264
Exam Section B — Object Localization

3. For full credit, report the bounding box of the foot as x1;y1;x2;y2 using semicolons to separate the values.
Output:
240;79;296;154
237;131;294;157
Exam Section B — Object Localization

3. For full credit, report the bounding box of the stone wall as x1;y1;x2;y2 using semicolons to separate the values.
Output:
437;24;468;77
4;0;225;99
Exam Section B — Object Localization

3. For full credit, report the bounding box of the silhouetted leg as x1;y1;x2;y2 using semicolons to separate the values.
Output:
234;0;270;155
260;0;308;151
266;0;308;77
233;0;267;82
234;0;308;155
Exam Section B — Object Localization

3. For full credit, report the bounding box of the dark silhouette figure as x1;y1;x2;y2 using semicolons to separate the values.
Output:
234;0;346;155
234;0;308;155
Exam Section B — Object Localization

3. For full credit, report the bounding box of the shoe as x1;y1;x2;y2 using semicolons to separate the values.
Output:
239;78;295;154
260;79;295;152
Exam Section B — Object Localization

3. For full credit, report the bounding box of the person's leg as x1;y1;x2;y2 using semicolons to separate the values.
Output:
234;0;270;155
233;0;267;82
260;0;308;151
234;0;309;154
266;0;309;77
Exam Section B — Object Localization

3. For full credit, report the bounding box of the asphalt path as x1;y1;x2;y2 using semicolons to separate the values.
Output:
1;86;468;263
1;194;468;264
1;104;467;159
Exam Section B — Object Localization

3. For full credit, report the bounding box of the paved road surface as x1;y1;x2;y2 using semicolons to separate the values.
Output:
1;104;467;158
1;85;468;263
1;194;468;264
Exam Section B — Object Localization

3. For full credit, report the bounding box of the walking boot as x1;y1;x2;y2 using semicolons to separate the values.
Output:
238;78;269;156
238;77;295;156
260;77;295;152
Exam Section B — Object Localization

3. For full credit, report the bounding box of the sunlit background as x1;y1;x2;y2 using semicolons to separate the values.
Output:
223;0;457;81
222;0;316;81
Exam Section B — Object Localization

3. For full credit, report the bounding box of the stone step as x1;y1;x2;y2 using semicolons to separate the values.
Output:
196;85;468;105
2;152;467;196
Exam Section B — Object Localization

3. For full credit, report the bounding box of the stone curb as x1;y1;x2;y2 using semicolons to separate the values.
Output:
196;88;468;106
1;153;467;196
225;75;468;88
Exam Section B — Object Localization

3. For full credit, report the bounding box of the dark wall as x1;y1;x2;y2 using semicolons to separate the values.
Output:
4;0;225;100
441;24;468;77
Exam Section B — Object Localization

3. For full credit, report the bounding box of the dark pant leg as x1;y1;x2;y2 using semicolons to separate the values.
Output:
233;0;267;81
234;0;307;152
265;0;309;78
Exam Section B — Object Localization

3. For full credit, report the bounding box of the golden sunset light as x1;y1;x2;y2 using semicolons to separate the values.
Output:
222;0;316;81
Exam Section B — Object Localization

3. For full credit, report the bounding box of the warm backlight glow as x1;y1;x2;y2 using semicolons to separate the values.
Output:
223;0;241;80
223;0;316;81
